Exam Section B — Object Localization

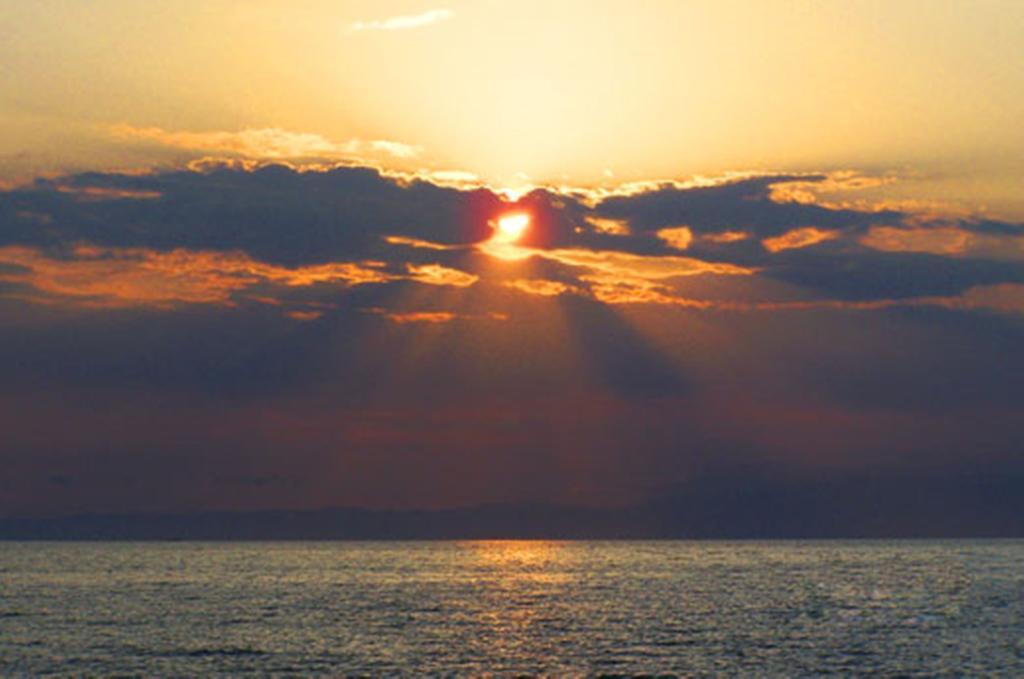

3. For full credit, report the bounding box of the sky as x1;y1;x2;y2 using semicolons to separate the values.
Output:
1;1;1023;534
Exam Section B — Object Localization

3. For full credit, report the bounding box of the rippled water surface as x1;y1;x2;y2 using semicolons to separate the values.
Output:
1;541;1022;675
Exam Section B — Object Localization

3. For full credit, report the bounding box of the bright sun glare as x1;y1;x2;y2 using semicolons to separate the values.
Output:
495;213;530;243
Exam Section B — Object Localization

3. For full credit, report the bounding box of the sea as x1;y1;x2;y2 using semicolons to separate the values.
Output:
1;540;1022;676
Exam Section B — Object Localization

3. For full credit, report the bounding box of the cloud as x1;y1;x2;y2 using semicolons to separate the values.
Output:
703;231;749;244
406;263;478;288
594;174;897;238
586;216;631;236
349;9;453;32
928;282;1024;314
361;307;507;324
580;274;714;309
539;247;754;280
0;243;478;311
384;235;462;251
4;164;1024;317
762;227;837;253
377;310;456;324
504;279;574;297
285;310;324;321
656;226;693;251
0;164;501;266
110;124;421;161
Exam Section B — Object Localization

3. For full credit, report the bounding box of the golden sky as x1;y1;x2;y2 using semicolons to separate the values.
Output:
2;0;1023;215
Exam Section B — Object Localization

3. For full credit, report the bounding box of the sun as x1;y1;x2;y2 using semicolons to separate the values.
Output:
480;211;533;260
495;213;530;243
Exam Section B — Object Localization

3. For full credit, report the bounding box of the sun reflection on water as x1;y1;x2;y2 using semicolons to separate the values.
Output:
453;541;579;666
458;540;575;583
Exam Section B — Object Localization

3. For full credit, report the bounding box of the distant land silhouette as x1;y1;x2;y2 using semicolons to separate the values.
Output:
3;471;1022;539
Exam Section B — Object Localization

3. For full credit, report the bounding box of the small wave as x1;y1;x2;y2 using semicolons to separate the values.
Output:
650;638;698;648
176;647;268;658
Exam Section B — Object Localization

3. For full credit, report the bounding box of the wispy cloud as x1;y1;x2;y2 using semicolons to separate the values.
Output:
761;226;837;253
0;244;395;309
110;125;421;161
349;8;453;33
360;307;507;324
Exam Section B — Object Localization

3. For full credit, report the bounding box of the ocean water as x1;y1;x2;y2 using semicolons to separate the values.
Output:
1;541;1022;676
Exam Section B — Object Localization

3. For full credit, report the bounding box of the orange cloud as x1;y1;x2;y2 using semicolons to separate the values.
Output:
384;235;461;251
585;216;631;235
769;171;897;207
0;245;395;309
702;231;749;244
541;248;754;279
6;242;1022;320
762;227;837;253
285;310;325;321
579;273;712;308
0;245;253;307
385;311;456;324
504;279;573;297
111;124;420;161
656;226;694;251
361;307;507;324
55;184;162;201
0;244;489;310
860;225;972;255
406;263;478;287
